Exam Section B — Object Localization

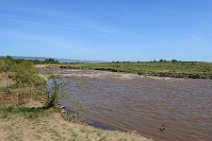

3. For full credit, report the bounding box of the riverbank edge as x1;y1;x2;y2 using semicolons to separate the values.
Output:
61;66;212;79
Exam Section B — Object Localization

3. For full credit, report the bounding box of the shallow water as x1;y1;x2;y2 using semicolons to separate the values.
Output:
44;68;212;141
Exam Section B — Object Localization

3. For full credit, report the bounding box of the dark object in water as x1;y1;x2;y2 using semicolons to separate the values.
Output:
160;125;165;132
88;121;116;131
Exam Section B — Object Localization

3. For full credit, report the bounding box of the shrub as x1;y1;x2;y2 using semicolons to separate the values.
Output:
46;79;60;108
46;77;69;108
0;58;14;72
11;61;45;87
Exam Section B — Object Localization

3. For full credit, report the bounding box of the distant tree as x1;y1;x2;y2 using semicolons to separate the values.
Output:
6;55;13;60
15;59;26;64
44;58;59;64
159;59;164;62
33;59;42;64
159;59;168;62
171;59;178;62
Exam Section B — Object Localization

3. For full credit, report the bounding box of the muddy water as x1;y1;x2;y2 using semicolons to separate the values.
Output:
43;68;212;141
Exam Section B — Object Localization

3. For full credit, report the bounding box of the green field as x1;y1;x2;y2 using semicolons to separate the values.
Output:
60;62;212;79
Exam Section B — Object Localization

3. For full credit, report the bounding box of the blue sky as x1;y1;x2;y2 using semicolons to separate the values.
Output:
0;0;211;61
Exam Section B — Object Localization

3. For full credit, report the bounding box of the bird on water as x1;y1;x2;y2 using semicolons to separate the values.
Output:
159;124;165;131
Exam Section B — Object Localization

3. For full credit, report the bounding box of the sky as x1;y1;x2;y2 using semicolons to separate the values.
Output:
0;0;212;62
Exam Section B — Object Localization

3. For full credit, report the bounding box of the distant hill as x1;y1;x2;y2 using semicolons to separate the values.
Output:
1;56;102;63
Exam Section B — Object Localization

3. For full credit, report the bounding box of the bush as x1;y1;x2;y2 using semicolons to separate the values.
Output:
46;79;60;108
0;58;14;72
11;61;45;87
33;58;59;64
46;78;69;108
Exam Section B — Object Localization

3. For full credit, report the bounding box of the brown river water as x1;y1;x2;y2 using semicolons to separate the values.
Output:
41;68;212;141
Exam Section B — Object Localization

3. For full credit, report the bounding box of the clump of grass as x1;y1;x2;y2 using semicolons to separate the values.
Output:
98;136;108;141
97;131;102;137
0;87;9;93
48;128;63;140
70;130;83;141
80;127;88;133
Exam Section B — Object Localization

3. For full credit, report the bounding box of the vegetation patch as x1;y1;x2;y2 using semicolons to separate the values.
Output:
0;105;53;119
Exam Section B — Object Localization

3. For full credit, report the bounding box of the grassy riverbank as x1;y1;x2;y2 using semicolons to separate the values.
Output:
0;103;151;141
0;57;152;141
60;62;212;79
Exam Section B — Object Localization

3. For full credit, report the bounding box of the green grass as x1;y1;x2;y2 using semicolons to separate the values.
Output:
0;87;9;93
0;105;54;119
60;62;212;79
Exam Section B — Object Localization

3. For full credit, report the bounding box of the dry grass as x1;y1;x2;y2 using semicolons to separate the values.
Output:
0;101;153;141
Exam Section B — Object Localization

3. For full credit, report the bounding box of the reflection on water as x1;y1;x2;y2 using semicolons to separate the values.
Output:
45;69;212;141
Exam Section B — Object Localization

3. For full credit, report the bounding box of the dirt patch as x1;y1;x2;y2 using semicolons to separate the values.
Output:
0;88;34;105
35;64;60;68
24;100;44;108
0;73;15;88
